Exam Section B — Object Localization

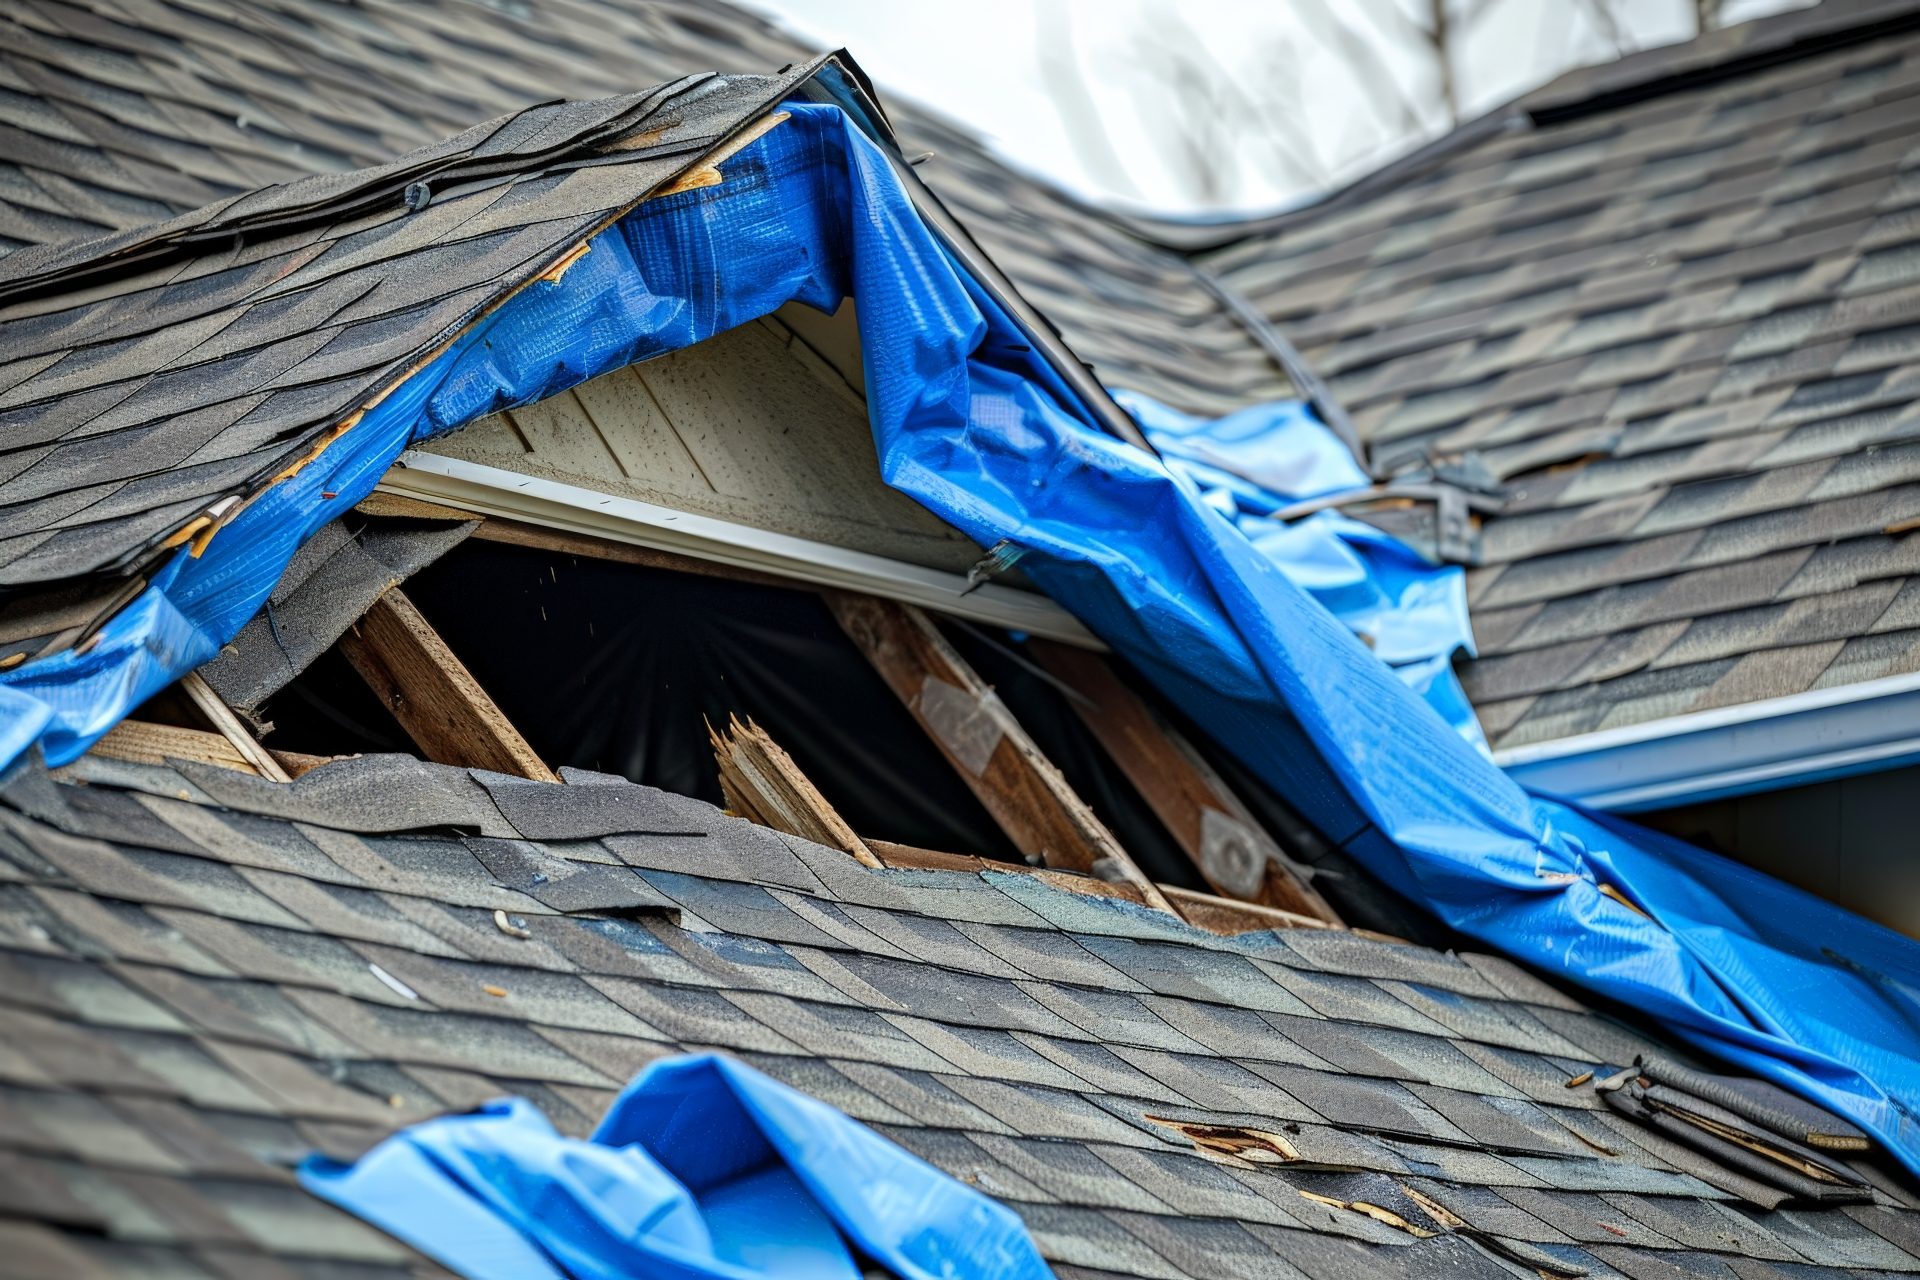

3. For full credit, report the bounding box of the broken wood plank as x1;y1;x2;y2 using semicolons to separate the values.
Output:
180;672;293;782
88;720;262;775
1029;639;1343;927
826;592;1175;914
338;587;557;781
710;714;883;868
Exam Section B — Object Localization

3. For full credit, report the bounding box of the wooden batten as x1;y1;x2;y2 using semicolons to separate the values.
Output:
825;592;1176;915
1029;640;1343;927
338;587;557;782
179;672;294;782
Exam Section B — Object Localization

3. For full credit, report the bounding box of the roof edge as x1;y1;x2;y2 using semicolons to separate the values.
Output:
1136;0;1920;255
1492;669;1920;811
1524;0;1920;124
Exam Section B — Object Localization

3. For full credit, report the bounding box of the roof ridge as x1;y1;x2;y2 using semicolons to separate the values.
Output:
1139;0;1920;254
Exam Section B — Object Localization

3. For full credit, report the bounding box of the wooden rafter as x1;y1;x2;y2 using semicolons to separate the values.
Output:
338;587;556;781
1029;640;1342;926
711;714;883;868
826;592;1175;915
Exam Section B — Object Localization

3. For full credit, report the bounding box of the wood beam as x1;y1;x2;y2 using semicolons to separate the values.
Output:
338;587;557;781
86;719;265;776
1028;640;1342;927
711;714;883;868
826;592;1175;915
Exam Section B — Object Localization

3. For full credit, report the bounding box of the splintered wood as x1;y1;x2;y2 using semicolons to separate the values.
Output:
709;714;883;868
339;587;557;782
825;592;1176;916
1029;640;1342;927
180;672;294;782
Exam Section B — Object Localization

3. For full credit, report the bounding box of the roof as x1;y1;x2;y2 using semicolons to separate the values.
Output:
6;748;1918;1278
0;0;1288;421
1200;1;1920;753
0;4;1914;1275
0;63;810;590
15;0;1920;760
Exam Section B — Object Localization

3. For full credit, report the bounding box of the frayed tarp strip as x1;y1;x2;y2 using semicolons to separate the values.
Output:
300;1053;1051;1280
1;102;1915;1176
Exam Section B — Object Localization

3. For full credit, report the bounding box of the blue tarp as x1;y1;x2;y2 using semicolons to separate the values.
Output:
1116;390;1483;749
3;100;1918;1178
301;1053;1052;1280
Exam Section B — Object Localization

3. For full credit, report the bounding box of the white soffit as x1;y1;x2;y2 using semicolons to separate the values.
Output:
377;451;1103;649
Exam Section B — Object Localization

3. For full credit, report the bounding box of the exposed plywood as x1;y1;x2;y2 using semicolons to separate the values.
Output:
339;587;557;782
773;299;865;401
634;323;888;510
562;376;711;490
423;320;979;572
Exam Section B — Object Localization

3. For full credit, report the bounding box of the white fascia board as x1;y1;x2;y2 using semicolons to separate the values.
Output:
1493;670;1920;810
378;451;1104;649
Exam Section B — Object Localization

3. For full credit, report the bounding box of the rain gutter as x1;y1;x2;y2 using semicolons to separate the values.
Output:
1494;670;1920;811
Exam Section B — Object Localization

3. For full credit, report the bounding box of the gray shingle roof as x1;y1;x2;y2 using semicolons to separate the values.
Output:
0;0;1289;422
5;750;1916;1277
1200;2;1920;750
15;0;1920;749
0;61;810;590
0;6;1915;1273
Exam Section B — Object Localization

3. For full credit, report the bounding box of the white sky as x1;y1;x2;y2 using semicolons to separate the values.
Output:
739;0;1806;217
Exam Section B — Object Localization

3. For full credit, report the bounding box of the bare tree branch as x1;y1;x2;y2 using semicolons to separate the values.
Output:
1578;0;1629;54
1293;0;1425;139
1035;0;1144;200
1425;0;1459;121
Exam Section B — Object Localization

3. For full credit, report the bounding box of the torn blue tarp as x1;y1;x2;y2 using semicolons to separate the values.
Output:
2;98;1916;1176
300;1053;1051;1280
1113;389;1367;504
1115;390;1482;749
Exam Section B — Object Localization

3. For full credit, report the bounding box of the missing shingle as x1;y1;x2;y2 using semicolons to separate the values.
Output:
1402;1183;1591;1277
1298;1189;1436;1237
1145;1114;1299;1166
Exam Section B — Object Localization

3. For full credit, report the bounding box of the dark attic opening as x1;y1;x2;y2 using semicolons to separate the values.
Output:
194;496;1380;940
